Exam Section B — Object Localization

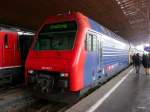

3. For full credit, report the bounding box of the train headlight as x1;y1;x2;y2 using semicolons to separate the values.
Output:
60;73;69;77
28;70;34;74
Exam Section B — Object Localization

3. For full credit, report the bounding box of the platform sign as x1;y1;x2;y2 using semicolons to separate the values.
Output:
144;46;150;52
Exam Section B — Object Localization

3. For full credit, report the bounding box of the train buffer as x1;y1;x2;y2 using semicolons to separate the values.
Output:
66;66;150;112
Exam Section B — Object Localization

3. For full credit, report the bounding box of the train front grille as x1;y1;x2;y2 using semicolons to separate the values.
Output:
28;70;69;93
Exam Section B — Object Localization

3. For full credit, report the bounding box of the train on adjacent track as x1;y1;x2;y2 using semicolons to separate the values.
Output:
0;29;33;85
25;12;135;102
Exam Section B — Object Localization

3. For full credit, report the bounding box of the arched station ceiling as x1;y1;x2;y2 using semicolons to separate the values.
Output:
0;0;150;45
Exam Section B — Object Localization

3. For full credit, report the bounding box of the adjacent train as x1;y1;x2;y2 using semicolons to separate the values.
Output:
25;12;132;102
0;29;33;85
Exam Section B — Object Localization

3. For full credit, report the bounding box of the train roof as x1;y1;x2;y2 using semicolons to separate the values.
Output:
87;17;129;44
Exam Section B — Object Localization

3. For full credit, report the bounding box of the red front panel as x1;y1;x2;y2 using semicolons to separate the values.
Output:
26;51;71;72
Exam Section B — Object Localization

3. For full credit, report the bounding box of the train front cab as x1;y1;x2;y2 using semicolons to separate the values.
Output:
25;16;86;102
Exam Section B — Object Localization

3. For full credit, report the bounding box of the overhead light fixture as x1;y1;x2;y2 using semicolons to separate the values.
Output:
18;31;23;35
17;31;34;35
145;44;150;47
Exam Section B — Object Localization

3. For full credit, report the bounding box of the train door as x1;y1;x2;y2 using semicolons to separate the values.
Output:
84;31;99;86
2;33;20;67
97;34;104;82
18;35;33;64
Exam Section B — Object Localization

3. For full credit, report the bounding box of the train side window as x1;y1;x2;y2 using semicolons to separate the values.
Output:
85;33;98;52
93;35;97;51
4;34;8;48
85;33;92;51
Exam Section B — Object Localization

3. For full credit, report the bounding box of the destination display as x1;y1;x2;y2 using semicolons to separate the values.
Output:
39;21;77;33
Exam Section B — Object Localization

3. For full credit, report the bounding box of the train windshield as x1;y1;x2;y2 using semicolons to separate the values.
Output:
33;21;77;50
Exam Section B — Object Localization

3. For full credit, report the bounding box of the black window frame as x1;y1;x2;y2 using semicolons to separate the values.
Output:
4;34;8;48
85;32;98;52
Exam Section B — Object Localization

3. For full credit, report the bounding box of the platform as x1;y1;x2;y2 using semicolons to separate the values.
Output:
66;66;150;112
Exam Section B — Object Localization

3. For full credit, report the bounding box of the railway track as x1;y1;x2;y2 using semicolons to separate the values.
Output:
0;86;69;112
0;84;20;94
17;100;67;112
0;87;35;112
0;82;75;112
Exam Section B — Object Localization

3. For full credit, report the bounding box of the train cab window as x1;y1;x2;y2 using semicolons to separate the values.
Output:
4;34;8;48
36;38;51;50
33;21;77;50
85;33;97;52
